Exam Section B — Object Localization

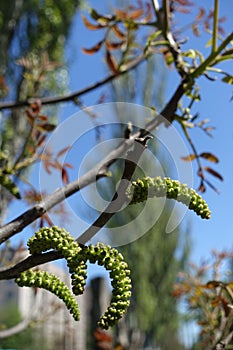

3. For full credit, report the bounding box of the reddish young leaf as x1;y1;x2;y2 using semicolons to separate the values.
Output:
114;9;127;19
81;15;105;30
82;40;104;55
94;329;112;343
28;145;36;155
62;167;69;184
106;40;124;50
63;162;73;169
57;146;71;158
128;8;144;19
37;115;48;122
176;7;191;14
200;152;219;163
30;100;41;114
197;181;206;193
181;154;197;161
112;24;126;39
204;167;224;181
195;7;205;21
37;123;56;132
197;168;205;179
25;109;35;124
106;50;118;73
192;23;200;37
37;135;47;147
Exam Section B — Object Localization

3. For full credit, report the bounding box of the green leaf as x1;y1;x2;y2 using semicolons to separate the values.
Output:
222;74;233;84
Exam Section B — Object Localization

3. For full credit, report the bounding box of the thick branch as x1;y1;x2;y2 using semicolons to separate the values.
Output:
78;136;153;244
0;137;134;243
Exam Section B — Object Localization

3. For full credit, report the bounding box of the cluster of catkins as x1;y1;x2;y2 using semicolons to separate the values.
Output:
15;226;132;329
126;176;211;219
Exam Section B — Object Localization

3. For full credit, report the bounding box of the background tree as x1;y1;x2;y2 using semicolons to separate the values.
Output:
0;302;48;349
0;0;81;223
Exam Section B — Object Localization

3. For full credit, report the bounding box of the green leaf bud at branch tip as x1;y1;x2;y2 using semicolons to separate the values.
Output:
15;226;131;329
126;176;211;219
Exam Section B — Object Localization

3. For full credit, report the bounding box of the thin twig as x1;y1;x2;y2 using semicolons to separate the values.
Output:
0;55;145;111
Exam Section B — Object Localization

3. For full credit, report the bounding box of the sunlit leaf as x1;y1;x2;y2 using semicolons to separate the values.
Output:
163;50;174;66
205;37;213;48
227;282;233;289
222;74;233;84
89;8;104;21
204;167;224;181
181;154;197;161
200;152;219;163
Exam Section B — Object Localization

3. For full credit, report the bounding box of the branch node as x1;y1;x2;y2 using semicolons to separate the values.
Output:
135;135;153;147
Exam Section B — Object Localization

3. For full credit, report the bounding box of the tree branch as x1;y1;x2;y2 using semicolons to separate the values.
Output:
0;79;186;280
77;135;153;244
0;55;145;111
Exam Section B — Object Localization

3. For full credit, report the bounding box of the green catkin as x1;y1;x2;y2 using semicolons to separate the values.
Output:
16;270;80;321
78;243;132;330
126;176;211;219
15;226;131;329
